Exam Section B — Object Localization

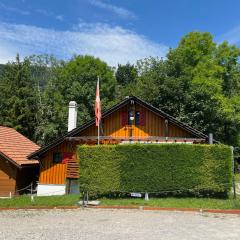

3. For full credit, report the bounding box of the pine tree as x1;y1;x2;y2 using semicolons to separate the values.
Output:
0;54;38;140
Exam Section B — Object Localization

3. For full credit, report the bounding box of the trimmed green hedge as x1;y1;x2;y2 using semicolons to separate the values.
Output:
78;144;232;197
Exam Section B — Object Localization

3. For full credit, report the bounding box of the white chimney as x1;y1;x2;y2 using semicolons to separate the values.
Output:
68;101;78;132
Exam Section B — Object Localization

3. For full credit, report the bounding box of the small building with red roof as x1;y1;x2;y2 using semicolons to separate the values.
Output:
0;126;40;197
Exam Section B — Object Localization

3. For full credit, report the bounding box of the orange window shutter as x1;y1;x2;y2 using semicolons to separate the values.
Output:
121;111;128;126
140;110;146;126
62;153;73;164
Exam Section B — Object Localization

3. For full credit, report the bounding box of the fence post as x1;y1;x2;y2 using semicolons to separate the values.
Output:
231;146;236;199
30;182;35;202
82;192;86;207
30;182;33;195
145;192;149;201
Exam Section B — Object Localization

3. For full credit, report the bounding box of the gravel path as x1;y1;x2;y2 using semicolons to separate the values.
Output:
0;208;240;240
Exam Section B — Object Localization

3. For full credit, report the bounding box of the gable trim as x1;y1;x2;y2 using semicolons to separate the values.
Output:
28;96;209;159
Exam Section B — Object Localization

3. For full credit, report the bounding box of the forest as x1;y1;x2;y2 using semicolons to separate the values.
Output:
1;31;240;147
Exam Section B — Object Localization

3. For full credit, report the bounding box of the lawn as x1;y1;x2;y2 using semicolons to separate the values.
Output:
0;194;80;208
0;194;240;210
99;196;240;210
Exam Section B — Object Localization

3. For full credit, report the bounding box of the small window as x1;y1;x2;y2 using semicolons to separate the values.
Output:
135;111;140;126
128;110;134;125
53;152;63;164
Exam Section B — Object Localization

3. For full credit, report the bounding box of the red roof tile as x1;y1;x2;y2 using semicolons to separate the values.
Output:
0;126;39;166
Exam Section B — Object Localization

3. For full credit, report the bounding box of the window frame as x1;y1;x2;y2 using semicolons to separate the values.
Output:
53;152;63;164
128;110;135;125
135;111;141;126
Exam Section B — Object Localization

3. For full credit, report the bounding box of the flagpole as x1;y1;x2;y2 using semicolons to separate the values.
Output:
97;76;100;145
98;120;100;145
95;76;101;145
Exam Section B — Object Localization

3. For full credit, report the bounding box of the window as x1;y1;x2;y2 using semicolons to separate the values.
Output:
53;152;63;164
122;110;145;126
135;111;140;126
128;110;134;125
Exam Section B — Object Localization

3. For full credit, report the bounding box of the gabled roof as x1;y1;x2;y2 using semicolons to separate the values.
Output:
0;126;39;168
29;96;210;159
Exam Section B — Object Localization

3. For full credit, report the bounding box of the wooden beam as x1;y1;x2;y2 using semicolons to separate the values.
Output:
66;136;206;142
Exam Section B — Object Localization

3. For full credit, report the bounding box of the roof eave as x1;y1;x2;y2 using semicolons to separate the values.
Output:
0;151;21;169
132;97;208;139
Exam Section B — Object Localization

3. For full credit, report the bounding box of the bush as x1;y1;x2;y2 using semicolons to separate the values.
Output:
78;144;232;198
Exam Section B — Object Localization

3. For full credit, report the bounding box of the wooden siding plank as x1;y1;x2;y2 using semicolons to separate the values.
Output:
0;157;17;196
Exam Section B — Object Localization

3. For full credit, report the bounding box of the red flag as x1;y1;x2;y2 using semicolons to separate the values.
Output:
95;78;101;127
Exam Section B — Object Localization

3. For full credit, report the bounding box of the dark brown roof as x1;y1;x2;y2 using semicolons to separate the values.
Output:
0;126;39;167
29;96;210;159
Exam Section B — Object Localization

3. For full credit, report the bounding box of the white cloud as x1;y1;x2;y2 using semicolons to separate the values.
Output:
0;3;64;22
35;9;64;21
217;25;240;45
0;2;30;15
0;21;168;66
88;0;136;20
56;15;64;21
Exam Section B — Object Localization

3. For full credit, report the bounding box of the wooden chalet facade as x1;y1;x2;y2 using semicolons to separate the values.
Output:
29;96;211;195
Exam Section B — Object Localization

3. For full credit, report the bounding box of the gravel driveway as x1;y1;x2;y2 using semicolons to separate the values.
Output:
0;208;240;240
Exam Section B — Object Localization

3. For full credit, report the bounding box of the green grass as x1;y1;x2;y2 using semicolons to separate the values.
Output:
1;194;240;210
100;197;240;210
0;194;80;208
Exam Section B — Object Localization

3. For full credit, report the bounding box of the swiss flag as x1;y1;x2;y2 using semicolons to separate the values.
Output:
95;78;101;127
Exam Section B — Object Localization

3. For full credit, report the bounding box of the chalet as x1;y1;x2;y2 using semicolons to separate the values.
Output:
0;126;39;197
29;96;212;195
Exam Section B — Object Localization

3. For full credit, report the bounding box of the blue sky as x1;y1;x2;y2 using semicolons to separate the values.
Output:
0;0;240;66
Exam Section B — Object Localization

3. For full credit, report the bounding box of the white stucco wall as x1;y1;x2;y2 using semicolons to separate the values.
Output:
37;184;66;196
